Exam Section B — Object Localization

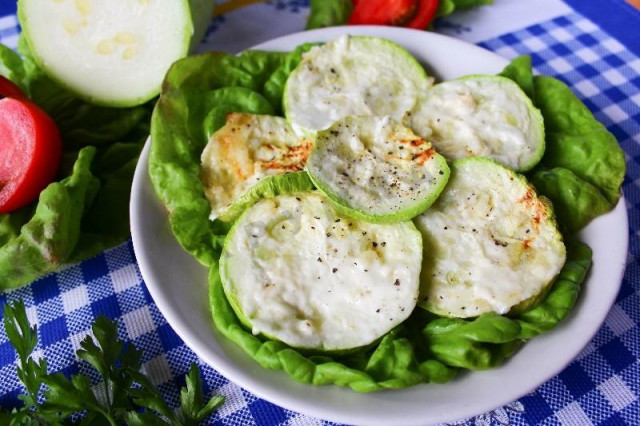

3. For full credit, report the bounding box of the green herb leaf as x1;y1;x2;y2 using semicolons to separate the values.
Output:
40;373;108;420
124;411;171;426
127;370;179;423
2;300;46;410
1;300;224;424
77;316;123;380
3;300;37;365
179;363;225;425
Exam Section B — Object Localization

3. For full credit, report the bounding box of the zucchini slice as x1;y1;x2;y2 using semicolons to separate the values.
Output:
414;157;566;318
284;35;431;137
407;75;545;171
200;113;312;222
18;0;213;107
306;115;449;223
220;191;422;351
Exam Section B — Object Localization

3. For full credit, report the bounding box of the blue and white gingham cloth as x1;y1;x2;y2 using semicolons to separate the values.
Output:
1;3;639;425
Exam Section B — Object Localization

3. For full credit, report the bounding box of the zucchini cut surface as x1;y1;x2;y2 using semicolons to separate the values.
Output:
19;0;212;106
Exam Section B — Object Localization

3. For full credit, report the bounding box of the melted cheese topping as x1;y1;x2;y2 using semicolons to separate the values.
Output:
284;35;431;137
220;192;422;351
408;76;544;171
307;115;449;222
414;158;566;318
200;113;312;221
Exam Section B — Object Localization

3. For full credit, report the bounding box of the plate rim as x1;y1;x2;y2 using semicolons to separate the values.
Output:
130;26;629;426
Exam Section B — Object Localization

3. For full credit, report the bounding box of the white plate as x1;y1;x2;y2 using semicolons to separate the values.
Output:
130;26;628;426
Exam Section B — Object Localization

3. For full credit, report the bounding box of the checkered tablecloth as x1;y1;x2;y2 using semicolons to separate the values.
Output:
1;1;639;425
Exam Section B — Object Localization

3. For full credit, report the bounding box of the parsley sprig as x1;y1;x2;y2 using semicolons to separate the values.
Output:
0;300;224;425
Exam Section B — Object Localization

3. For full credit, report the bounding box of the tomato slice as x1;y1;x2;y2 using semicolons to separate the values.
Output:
348;0;439;29
0;97;62;214
405;0;439;29
0;75;27;100
348;0;416;26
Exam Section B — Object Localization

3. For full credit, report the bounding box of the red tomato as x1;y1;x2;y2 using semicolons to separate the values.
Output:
348;0;439;29
0;97;62;214
349;0;416;26
405;0;439;29
0;75;28;100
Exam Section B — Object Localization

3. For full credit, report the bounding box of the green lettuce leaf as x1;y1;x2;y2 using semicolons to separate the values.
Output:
0;44;26;86
149;46;312;265
500;55;625;232
528;168;612;232
498;55;534;99
0;40;152;289
306;0;353;29
68;136;149;263
0;148;100;289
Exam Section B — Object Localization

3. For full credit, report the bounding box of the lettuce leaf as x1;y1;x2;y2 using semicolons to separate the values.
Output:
500;56;626;232
306;0;353;29
0;148;100;289
0;41;152;289
69;137;148;263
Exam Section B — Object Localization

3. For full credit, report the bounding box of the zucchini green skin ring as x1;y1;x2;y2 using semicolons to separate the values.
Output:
307;115;450;224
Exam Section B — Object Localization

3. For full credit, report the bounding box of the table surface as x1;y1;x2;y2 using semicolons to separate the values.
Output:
1;1;639;425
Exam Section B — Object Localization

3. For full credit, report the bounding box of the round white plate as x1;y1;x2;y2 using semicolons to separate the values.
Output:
130;26;629;426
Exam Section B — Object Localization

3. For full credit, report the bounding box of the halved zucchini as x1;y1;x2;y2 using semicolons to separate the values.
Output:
414;157;566;318
18;0;214;107
220;191;422;351
407;75;545;171
200;113;312;222
306;115;449;223
284;35;431;137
